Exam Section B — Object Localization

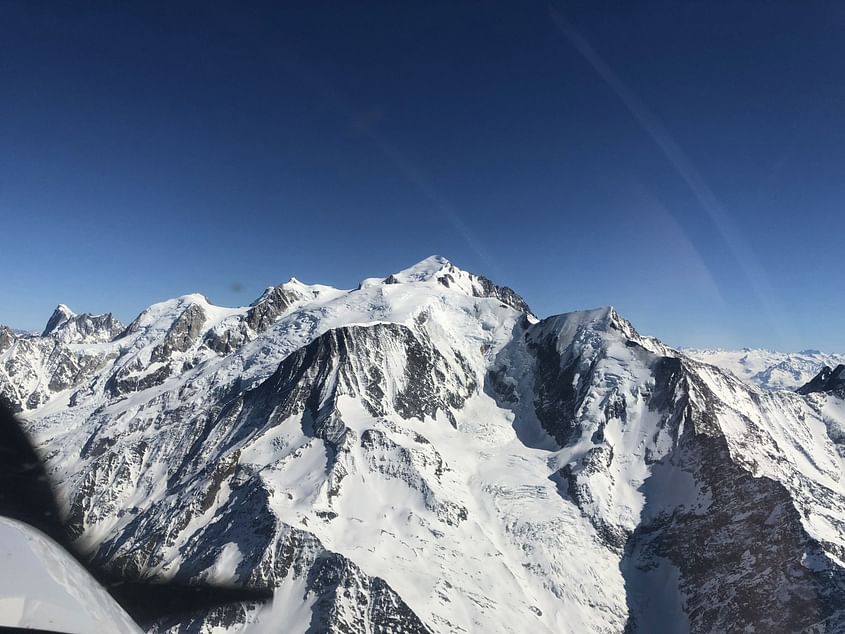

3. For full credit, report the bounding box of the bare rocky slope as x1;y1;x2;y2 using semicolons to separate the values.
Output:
1;256;844;633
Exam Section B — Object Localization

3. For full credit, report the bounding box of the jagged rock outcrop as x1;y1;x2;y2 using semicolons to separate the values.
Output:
42;304;124;343
799;364;845;396
0;336;116;412
245;284;305;333
42;304;76;336
0;325;18;353
150;303;207;363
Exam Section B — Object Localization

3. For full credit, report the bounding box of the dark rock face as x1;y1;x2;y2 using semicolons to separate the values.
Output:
245;285;303;334
103;303;209;397
201;285;303;355
799;364;845;395
527;329;597;447
203;325;249;355
470;273;532;315
521;312;640;449
228;323;475;450
304;555;431;634
149;603;263;634
432;263;532;315
46;346;114;393
0;326;16;353
197;323;474;522
42;305;75;336
151;304;207;363
106;360;172;397
624;429;845;634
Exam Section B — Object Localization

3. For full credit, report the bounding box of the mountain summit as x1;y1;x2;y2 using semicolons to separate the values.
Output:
41;303;124;344
42;303;77;336
1;257;844;633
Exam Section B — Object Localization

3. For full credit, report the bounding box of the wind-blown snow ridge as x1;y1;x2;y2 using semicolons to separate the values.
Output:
1;256;844;633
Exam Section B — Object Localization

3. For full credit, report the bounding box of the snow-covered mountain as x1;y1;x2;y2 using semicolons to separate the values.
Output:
0;305;124;411
40;303;125;343
1;256;844;633
684;347;845;392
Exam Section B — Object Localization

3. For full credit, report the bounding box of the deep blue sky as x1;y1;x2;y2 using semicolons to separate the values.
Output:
2;1;844;350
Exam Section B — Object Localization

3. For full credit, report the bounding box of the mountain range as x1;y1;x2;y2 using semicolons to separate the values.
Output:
1;256;843;633
684;347;845;392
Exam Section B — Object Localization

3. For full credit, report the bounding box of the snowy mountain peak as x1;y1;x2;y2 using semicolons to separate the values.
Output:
40;304;124;345
380;255;532;315
278;277;320;293
178;292;211;305
42;304;77;336
534;305;642;351
390;255;452;283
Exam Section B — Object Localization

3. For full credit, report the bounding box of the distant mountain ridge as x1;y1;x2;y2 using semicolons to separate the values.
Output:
684;347;845;392
1;256;844;633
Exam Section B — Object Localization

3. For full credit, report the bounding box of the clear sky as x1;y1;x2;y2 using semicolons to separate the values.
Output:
1;1;844;351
